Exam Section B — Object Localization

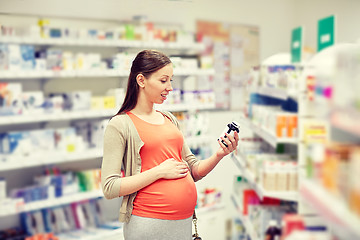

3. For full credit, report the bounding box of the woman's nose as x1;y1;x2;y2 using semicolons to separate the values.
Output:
166;82;173;91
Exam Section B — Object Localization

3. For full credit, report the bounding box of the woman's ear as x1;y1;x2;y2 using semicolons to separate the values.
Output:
136;74;145;88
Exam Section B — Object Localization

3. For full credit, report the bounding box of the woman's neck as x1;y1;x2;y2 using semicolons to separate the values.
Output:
131;102;155;116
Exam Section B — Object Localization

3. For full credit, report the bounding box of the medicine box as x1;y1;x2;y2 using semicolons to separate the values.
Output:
0;82;23;115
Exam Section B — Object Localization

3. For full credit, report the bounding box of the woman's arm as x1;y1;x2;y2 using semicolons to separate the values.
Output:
161;110;239;180
197;131;239;177
101;119;189;199
117;158;189;196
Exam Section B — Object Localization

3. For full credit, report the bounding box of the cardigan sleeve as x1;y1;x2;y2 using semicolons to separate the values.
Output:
101;117;126;199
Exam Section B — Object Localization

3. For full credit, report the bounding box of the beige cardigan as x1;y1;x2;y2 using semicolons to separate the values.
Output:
101;110;203;223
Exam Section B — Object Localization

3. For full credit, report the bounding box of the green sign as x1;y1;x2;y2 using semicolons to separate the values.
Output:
318;15;335;52
291;27;303;63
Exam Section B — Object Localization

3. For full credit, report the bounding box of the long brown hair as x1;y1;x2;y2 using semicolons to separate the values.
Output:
115;50;172;116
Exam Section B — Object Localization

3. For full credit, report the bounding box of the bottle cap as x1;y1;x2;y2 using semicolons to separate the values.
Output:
269;220;277;227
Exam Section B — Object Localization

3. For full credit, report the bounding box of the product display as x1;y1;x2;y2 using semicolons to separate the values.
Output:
297;44;360;240
0;5;358;240
19;198;123;239
0;14;216;240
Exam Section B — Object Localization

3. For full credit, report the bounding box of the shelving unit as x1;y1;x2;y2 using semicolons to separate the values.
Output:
0;68;215;79
0;109;116;125
300;179;360;239
0;36;204;50
231;53;302;239
0;190;103;218
296;43;360;240
0;148;103;171
0;102;216;126
231;193;257;240
242;117;298;148
0;134;211;172
231;153;298;202
0;14;218;240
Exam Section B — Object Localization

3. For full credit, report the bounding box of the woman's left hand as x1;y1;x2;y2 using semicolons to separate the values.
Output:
216;131;239;159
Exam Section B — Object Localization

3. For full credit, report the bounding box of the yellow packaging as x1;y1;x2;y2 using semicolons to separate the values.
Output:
104;96;116;109
91;97;103;109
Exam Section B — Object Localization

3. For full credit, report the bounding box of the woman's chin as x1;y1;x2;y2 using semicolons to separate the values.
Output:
155;100;164;105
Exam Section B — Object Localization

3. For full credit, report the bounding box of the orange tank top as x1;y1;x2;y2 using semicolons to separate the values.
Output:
127;111;197;220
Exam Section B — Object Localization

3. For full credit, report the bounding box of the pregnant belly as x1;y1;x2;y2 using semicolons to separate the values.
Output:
132;174;197;220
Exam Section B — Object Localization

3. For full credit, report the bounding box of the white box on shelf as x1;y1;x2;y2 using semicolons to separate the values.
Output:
90;119;108;149
69;91;92;111
0;82;23;115
22;91;45;114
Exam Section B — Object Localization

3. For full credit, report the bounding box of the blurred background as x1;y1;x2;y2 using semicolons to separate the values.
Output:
0;0;359;239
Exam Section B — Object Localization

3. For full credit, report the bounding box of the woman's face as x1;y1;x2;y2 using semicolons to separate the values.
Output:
143;63;174;104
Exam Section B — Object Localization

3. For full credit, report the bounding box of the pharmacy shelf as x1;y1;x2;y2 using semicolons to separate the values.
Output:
0;148;103;172
0;102;217;126
0;68;214;79
0;109;116;126
330;106;360;137
0;190;103;218
0;134;211;172
231;193;258;240
300;179;360;240
242;117;298;147
0;36;204;51
0;69;127;79
231;153;298;202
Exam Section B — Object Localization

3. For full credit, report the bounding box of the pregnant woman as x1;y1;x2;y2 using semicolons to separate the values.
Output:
101;49;239;240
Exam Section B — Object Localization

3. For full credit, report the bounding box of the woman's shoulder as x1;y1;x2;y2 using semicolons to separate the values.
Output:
158;110;179;125
108;113;132;128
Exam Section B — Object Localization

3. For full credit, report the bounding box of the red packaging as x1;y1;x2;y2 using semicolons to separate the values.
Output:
281;214;305;237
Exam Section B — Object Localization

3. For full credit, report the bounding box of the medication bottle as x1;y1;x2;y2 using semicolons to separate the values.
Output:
264;220;281;240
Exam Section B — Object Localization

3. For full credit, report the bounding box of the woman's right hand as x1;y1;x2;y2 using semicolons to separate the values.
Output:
156;158;189;179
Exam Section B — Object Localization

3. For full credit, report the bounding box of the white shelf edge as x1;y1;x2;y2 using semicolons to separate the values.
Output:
243;117;298;147
0;36;204;51
300;179;360;239
0;104;217;126
0;148;103;172
0;190;103;218
0;68;214;79
231;193;258;240
0;109;116;126
231;153;298;202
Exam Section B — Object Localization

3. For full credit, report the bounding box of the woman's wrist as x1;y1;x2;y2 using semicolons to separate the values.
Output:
150;165;163;180
215;151;225;160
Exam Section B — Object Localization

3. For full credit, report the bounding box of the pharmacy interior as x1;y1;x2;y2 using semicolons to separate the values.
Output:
0;0;360;239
